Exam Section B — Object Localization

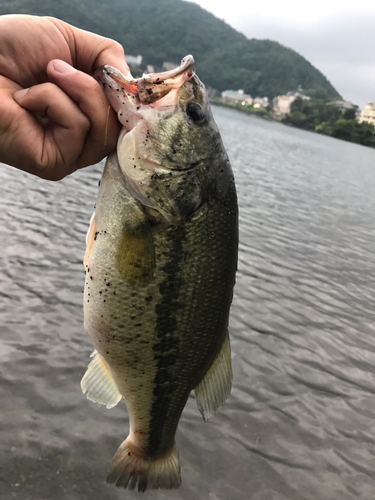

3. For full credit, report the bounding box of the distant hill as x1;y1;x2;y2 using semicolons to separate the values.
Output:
0;0;341;100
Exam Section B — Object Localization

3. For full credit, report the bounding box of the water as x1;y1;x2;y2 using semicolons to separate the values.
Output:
1;105;375;500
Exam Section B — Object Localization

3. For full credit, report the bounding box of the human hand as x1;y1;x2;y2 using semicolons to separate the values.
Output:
0;15;130;180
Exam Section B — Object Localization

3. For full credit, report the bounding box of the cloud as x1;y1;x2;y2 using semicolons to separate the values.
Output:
189;1;375;107
232;11;375;107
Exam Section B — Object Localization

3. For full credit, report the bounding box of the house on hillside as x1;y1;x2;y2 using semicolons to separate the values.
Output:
126;54;143;66
272;92;310;115
221;89;253;106
358;102;375;125
162;62;178;71
328;100;358;112
253;97;269;108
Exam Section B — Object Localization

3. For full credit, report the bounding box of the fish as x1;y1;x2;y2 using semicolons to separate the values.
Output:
81;55;238;492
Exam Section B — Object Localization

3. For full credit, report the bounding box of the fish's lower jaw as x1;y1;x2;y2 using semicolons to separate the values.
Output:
106;438;181;492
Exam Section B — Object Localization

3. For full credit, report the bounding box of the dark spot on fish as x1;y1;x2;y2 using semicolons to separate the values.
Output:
137;106;140;110
113;291;117;295
98;180;101;186
103;299;106;302
126;120;129;123
145;295;153;302
147;88;153;95
134;165;137;168
99;291;102;295
90;276;93;280
106;282;111;287
119;112;123;116
220;168;224;173
134;323;142;327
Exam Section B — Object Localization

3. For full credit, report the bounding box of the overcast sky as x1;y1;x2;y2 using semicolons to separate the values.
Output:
189;0;375;108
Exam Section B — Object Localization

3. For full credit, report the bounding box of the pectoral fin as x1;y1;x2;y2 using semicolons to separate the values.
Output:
84;212;97;268
194;332;232;421
115;219;155;287
81;350;122;409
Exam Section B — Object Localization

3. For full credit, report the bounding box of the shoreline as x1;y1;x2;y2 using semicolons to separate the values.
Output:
210;99;375;149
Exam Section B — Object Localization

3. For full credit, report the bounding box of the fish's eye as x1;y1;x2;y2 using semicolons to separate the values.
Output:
186;102;205;123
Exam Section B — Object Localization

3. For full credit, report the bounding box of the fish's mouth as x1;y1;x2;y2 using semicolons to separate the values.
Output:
96;55;195;110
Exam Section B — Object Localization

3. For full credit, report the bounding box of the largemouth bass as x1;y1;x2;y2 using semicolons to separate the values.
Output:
81;55;238;492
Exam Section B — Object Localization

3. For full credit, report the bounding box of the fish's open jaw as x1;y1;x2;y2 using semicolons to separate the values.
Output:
137;55;195;105
141;55;194;84
96;56;195;111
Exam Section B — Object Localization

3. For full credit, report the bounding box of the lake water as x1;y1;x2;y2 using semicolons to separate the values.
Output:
1;105;375;500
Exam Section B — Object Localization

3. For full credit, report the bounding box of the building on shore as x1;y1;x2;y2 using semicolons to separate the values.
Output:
221;89;253;106
272;92;310;115
126;54;143;66
162;62;179;71
328;100;358;112
358;102;375;125
253;96;269;108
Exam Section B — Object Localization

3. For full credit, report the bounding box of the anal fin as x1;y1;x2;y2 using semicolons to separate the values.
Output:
81;350;122;409
194;332;232;421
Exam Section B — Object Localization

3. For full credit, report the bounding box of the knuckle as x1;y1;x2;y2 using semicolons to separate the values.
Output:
75;112;91;133
109;40;125;57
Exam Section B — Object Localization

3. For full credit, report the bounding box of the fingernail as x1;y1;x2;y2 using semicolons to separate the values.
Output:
52;59;77;75
14;88;30;99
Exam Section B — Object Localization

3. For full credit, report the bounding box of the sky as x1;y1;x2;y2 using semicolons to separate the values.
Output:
189;0;375;108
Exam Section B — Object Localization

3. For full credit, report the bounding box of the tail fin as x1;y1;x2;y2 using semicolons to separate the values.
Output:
106;438;181;492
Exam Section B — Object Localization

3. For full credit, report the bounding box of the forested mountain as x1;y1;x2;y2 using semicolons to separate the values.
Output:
0;0;341;100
